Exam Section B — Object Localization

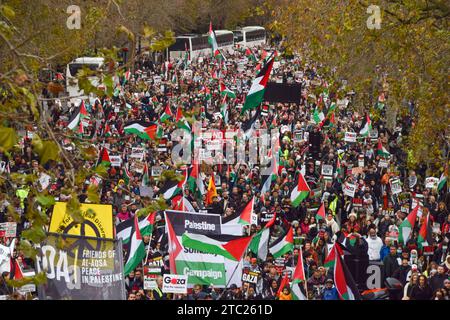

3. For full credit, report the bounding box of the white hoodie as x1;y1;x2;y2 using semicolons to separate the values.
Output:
365;235;383;261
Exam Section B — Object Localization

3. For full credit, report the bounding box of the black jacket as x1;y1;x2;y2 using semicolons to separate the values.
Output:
383;254;399;279
410;284;432;300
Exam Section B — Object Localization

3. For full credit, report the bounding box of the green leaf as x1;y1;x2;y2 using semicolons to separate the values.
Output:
0;127;18;151
36;195;55;207
1;5;15;19
94;164;108;177
87;185;100;203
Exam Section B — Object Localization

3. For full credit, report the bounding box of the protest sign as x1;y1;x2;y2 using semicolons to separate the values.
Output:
39;172;51;190
143;264;161;290
130;147;145;160
358;154;365;168
130;160;145;174
109;156;122;167
343;182;356;198
151;166;163;177
344;132;357;143
0;222;17;238
378;159;389;168
36;234;125;300
49;202;114;239
206;139;222;151
183;70;193;79
167;210;222;236
241;268;261;284
321;164;333;176
163;274;188;294
425;177;438;189
390;179;402;195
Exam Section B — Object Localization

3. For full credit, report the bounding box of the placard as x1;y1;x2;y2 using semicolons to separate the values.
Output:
143;264;161;290
109;156;122;167
162;274;188;294
39;172;51;190
241;269;261;284
183;69;193;79
0;222;17;238
321;164;333;176
390;178;402;195
151;166;163;177
206;140;222;151
130;160;145;174
343;182;356;198
378;159;389;168
425;177;439;189
358;154;365;168
344;132;357;143
130;147;145;160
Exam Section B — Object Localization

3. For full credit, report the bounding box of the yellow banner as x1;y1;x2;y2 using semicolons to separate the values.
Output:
49;202;113;239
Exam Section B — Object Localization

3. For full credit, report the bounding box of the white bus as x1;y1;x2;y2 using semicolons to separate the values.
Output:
66;57;105;105
233;26;266;48
168;30;235;60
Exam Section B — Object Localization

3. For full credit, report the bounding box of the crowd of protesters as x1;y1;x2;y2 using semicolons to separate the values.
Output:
0;39;449;301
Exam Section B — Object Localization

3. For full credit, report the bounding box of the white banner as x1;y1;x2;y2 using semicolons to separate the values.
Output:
425;177;439;189
162;274;188;294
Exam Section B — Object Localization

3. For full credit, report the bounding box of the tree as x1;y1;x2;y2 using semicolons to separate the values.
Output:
268;0;449;171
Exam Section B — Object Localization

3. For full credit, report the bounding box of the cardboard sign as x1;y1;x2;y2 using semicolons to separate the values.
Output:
241;269;261;284
425;177;439;189
321;164;333;176
343;182;356;198
162;274;188;294
390;179;402;195
109;156;122;167
344;132;357;143
0;222;17;238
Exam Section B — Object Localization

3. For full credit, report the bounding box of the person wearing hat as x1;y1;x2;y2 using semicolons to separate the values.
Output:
322;278;339;300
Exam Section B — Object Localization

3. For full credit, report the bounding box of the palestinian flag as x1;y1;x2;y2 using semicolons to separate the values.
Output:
313;107;325;124
219;82;236;99
242;107;261;139
123;69;131;85
315;202;326;221
398;205;419;245
142;163;150;187
292;246;307;300
418;212;434;249
269;226;294;259
10;259;24;280
277;273;290;298
220;95;229;124
377;140;391;158
239;197;255;225
248;213;276;260
359;114;372;137
438;165;448;192
324;242;344;269
172;195;196;212
67;100;88;130
290;172;310;207
175;106;191;132
208;22;221;59
327;102;337;116
123;166;132;186
98;147;111;167
245;48;257;62
187;162;205;199
206;174;218;205
260;150;278;195
334;247;362;300
159;178;183;200
116;212;156;244
335;158;343;183
181;233;253;261
124;121;160;140
241;53;275;114
104;123;111;137
160;104;173;122
123;215;146;276
200;86;211;100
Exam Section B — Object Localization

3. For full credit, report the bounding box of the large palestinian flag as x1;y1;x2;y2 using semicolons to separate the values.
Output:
290;172;310;207
324;242;344;269
418;212;434;249
359;114;372;137
398;205;419;245
248;213;276;260
116;212;156;244
98;147;111;167
219;81;236;99
377;140;391;158
315;202;326;221
67;100;88;130
438;165;448;192
241;107;261;139
182;233;253;261
208;22;222;60
269;226;293;259
291;246;307;300
124;121;160;140
334;246;362;300
158;170;187;200
123;215;146;276
239;197;254;225
241;53;276;114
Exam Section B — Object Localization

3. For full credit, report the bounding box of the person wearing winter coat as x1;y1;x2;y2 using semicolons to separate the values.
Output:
392;258;412;286
410;275;433;300
383;246;400;281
